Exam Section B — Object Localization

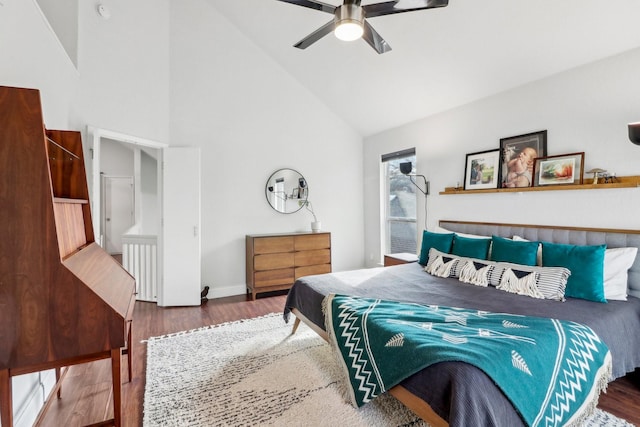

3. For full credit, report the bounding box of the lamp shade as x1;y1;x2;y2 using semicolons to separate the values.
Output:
334;4;364;42
629;122;640;146
335;22;363;41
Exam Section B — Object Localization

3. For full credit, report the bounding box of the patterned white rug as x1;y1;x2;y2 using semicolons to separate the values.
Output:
143;313;632;427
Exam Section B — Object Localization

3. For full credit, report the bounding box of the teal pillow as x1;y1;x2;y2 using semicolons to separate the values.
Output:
490;235;539;266
451;234;491;260
541;242;607;303
418;231;454;265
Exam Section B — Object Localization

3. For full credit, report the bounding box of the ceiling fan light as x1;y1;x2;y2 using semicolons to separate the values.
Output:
333;4;365;42
335;21;364;41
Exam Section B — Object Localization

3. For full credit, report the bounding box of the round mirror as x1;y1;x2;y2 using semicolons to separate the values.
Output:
265;168;308;214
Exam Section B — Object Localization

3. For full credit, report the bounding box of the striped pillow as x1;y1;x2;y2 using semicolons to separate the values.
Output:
426;249;569;301
458;260;494;287
425;251;461;278
426;248;493;278
496;268;544;299
489;262;570;301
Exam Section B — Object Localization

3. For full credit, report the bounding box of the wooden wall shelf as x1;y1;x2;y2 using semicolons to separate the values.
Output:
440;175;640;195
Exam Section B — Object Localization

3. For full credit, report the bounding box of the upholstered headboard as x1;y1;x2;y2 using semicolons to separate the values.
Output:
439;220;640;299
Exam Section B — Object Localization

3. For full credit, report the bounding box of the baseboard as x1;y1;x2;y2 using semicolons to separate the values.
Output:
12;370;54;427
208;284;246;299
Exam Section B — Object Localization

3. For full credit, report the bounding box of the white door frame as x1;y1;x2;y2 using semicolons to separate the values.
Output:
89;126;168;245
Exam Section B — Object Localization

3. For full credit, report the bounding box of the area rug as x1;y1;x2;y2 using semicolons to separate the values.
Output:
143;313;633;427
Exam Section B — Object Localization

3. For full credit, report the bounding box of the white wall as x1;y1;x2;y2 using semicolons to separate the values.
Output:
364;47;640;267
169;1;365;298
73;0;170;143
0;0;78;128
101;139;134;176
35;0;79;67
140;150;160;234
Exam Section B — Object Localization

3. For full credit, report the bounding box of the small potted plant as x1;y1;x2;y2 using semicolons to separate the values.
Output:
300;200;321;232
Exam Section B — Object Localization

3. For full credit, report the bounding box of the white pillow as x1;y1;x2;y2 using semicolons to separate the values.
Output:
603;247;638;301
434;226;488;239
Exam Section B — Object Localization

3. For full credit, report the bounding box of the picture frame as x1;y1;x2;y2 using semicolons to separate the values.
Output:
464;149;501;190
533;152;585;186
499;130;547;188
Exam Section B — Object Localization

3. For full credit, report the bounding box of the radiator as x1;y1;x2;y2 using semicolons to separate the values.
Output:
122;234;158;302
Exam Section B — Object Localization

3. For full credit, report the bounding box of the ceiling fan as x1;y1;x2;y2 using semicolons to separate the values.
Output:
275;0;449;54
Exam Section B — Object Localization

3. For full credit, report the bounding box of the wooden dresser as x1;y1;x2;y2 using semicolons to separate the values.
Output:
0;86;136;427
246;232;331;300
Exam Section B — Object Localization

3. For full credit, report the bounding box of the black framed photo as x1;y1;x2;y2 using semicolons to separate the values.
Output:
464;149;501;190
533;152;585;186
499;130;547;188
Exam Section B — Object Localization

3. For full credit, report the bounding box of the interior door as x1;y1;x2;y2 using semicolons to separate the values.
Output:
161;147;201;306
103;176;134;254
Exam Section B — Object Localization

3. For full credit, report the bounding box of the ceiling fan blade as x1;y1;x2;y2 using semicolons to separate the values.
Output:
362;21;392;54
274;0;336;14
294;20;335;50
363;0;448;18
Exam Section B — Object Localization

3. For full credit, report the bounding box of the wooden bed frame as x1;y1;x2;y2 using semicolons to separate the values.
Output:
288;220;640;427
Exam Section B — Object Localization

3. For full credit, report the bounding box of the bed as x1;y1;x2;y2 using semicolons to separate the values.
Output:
283;220;640;427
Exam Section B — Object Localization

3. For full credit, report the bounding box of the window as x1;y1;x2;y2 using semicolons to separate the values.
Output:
382;148;417;255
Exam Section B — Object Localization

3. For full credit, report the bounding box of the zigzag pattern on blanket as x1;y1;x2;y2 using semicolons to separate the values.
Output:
336;300;381;404
539;321;612;426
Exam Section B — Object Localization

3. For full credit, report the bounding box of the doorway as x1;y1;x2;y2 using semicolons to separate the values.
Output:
90;127;167;303
102;175;134;255
89;127;203;306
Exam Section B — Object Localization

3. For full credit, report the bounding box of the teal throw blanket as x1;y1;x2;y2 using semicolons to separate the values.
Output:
324;294;611;427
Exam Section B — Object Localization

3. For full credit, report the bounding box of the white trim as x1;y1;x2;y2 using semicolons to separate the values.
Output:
89;127;169;149
12;371;53;427
208;284;247;299
378;161;386;266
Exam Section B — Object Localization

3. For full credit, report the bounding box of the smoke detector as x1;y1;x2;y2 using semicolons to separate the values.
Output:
97;4;111;19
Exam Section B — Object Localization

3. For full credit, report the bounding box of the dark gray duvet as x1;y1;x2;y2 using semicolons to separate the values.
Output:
283;263;640;427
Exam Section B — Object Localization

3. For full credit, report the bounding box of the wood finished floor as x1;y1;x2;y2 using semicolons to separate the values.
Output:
38;293;640;427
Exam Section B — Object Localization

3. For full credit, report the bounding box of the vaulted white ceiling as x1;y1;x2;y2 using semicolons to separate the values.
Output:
211;0;640;137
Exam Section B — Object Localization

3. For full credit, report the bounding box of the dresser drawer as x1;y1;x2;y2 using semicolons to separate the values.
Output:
246;232;331;300
295;264;331;280
254;236;294;254
255;268;294;287
295;249;331;267
254;253;294;270
294;233;330;251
